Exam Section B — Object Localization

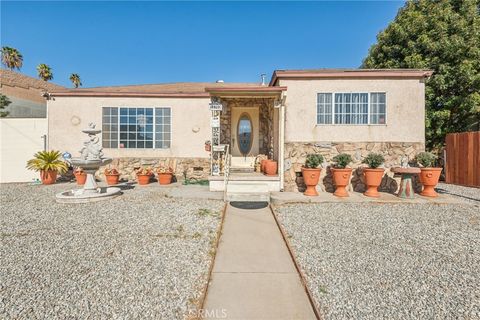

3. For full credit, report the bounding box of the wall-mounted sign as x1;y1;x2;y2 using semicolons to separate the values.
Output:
211;116;220;128
209;101;223;111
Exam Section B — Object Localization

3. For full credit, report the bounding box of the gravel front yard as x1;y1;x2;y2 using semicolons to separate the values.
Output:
276;197;480;319
0;183;224;319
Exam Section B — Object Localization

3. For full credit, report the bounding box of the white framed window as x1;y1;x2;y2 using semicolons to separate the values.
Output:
317;93;332;124
370;92;386;124
102;107;171;149
316;92;386;125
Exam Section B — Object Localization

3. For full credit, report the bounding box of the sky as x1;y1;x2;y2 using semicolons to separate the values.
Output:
1;1;405;88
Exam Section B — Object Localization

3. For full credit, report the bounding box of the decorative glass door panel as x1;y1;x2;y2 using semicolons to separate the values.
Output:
237;113;253;156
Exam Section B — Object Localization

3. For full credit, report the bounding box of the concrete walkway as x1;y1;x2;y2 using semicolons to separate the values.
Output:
203;204;317;320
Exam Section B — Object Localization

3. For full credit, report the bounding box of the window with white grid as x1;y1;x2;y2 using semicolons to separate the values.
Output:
317;93;332;124
370;93;386;124
334;93;369;124
102;107;171;149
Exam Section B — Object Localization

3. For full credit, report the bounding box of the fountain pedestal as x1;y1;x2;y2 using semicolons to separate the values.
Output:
55;123;122;203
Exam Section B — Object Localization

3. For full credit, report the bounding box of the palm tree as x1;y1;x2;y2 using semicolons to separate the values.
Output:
69;73;82;88
1;46;23;70
37;64;53;81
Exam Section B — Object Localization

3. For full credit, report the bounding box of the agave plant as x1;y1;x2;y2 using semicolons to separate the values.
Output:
1;46;23;70
26;150;68;173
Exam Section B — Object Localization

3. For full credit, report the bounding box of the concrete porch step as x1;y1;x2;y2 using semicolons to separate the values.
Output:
226;192;270;203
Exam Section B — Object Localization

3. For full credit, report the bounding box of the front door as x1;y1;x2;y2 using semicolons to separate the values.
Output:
231;107;259;157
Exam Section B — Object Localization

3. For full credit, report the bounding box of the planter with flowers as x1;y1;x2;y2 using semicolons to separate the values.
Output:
156;166;174;185
362;153;385;198
104;168;120;185
302;154;324;196
331;153;353;197
136;167;153;185
26;150;69;185
74;167;87;185
415;152;442;197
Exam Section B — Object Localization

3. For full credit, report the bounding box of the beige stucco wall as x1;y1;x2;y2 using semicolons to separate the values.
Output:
279;78;425;143
47;97;211;158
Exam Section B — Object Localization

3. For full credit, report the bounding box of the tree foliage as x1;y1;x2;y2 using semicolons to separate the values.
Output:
0;94;11;117
37;63;53;81
69;73;82;88
1;46;23;70
362;0;480;149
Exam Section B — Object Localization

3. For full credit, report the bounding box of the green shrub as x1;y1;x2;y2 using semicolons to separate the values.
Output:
304;154;324;169
415;152;437;167
362;153;385;169
26;150;68;173
332;153;353;169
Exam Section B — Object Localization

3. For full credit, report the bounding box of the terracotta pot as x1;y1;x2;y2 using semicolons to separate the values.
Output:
264;160;278;176
40;170;57;185
137;174;151;185
302;167;321;196
74;172;87;185
157;173;173;185
332;168;352;197
419;167;442;197
105;174;120;186
261;159;268;173
363;168;384;197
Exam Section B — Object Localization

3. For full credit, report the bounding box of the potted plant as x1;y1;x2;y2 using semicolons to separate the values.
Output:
26;150;68;185
302;154;324;196
415;151;442;197
104;167;120;185
362;153;385;197
136;167;152;185
331;153;353;197
156;166;173;185
264;159;278;176
73;167;87;185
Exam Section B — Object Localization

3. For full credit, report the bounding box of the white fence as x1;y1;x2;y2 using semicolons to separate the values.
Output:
0;118;47;183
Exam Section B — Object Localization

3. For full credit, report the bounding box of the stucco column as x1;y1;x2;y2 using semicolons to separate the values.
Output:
279;100;286;191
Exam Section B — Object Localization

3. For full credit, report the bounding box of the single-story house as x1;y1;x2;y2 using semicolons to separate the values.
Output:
46;69;432;192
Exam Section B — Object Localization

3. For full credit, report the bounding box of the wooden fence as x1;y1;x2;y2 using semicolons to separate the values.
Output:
445;131;480;187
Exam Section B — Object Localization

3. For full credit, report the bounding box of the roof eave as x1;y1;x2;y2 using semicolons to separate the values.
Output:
47;91;211;98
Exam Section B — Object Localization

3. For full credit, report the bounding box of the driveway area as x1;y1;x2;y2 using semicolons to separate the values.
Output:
0;183;223;319
275;189;480;319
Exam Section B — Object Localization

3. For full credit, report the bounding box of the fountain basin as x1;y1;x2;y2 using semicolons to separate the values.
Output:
56;187;122;203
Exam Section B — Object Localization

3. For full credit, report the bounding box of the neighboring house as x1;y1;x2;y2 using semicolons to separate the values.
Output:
46;69;432;192
0;69;65;117
0;70;65;183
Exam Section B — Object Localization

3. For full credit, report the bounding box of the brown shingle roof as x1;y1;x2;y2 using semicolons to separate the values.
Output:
49;82;264;97
0;69;65;92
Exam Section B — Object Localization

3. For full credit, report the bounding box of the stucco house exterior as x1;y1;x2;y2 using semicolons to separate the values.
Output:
46;69;432;192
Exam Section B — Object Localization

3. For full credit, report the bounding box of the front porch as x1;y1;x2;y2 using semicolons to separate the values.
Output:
204;86;286;196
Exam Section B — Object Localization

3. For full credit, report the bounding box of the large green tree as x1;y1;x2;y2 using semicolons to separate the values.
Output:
1;46;23;70
362;0;480;149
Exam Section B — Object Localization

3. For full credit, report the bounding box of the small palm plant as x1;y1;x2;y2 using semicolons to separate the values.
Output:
1;46;23;70
26;150;68;173
37;63;53;81
26;150;68;185
69;73;82;88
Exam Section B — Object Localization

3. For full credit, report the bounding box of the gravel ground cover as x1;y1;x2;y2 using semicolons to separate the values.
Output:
437;182;480;203
0;183;224;319
276;199;480;319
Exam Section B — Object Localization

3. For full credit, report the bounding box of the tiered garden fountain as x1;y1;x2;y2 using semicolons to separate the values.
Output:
56;123;122;203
